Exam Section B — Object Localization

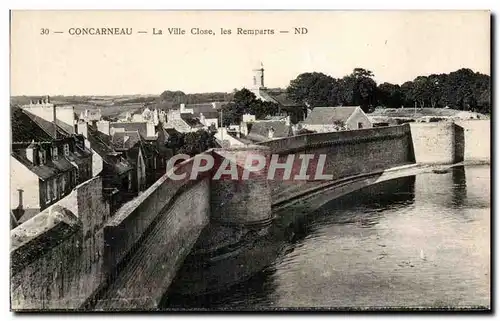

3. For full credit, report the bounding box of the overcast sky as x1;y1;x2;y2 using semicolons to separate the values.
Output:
10;10;490;96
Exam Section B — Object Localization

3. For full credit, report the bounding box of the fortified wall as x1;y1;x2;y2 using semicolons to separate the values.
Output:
259;120;489;204
408;122;464;164
259;124;416;202
10;120;490;311
11;176;110;310
10;147;272;311
455;119;490;163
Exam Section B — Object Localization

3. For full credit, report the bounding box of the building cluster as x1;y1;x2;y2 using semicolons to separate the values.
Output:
11;97;173;228
10;65;376;228
163;102;222;133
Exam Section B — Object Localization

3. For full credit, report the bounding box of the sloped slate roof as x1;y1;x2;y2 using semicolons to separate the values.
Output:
186;103;218;114
11;106;53;143
111;131;142;151
247;120;292;141
11;151;66;180
23;110;71;139
180;113;204;127
254;89;279;104
86;127;133;175
86;127;114;158
302;106;360;125
110;122;157;140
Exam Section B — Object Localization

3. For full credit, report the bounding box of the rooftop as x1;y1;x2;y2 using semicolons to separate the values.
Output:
11;106;54;143
302;106;361;125
22;109;73;139
180;113;204;128
246;120;292;142
111;131;142;151
86;126;133;175
110;122;157;140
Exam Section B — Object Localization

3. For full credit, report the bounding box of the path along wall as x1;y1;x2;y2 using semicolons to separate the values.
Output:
11;157;211;311
93;156;210;310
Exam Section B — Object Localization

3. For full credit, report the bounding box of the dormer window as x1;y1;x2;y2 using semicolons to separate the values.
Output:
52;146;58;161
63;144;70;157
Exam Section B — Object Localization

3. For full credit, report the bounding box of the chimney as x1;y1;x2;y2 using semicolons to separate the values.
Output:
97;120;110;135
146;122;156;137
77;121;88;138
52;104;58;139
180;103;186;113
17;189;24;212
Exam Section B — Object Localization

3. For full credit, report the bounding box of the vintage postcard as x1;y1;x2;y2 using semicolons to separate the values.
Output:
9;10;491;311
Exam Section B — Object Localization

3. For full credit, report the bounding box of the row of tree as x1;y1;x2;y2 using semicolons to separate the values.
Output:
286;68;491;114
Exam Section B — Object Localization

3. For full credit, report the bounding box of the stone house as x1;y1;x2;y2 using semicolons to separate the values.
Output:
301;106;372;133
10;106;93;225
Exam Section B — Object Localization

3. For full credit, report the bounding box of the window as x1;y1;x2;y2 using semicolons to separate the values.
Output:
52;179;57;200
45;181;51;203
128;172;132;191
75;169;79;184
39;149;46;165
153;157;157;170
52;146;58;161
358;122;364;129
61;175;66;194
63;144;70;157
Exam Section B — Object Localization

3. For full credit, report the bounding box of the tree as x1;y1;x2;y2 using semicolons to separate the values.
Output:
221;88;280;126
221;88;256;126
338;68;377;112
287;72;339;107
377;82;403;108
166;130;217;157
285;67;490;113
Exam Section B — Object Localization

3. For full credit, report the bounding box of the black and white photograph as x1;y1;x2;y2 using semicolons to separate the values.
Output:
8;10;491;312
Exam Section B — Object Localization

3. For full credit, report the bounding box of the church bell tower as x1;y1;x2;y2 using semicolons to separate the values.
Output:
252;62;265;89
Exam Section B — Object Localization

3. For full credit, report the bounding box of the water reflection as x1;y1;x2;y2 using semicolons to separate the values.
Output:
163;165;490;310
451;166;467;208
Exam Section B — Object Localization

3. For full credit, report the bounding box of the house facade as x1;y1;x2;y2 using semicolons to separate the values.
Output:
10;106;93;224
301;106;373;133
